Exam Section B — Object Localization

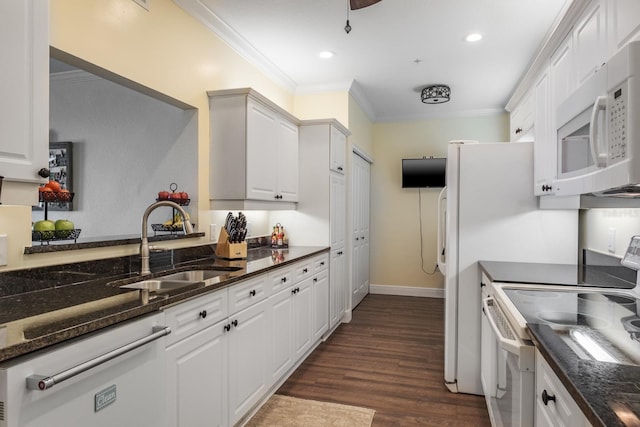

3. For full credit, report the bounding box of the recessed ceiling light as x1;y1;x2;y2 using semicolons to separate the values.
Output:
318;51;335;59
465;33;483;43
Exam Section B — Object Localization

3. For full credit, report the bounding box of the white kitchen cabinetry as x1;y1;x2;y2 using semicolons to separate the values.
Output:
312;256;330;342
298;120;350;329
535;349;591;427
208;88;299;208
228;298;270;426
165;318;228;427
330;125;347;174
533;69;555;196
330;248;347;328
573;0;607;88
268;284;295;384
164;274;270;427
607;0;640;54
0;0;49;190
510;91;534;142
292;276;314;360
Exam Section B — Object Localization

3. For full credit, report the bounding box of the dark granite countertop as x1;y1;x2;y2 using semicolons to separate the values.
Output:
0;245;328;363
479;260;640;427
528;324;640;427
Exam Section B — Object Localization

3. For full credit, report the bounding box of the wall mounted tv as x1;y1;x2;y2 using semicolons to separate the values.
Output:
401;157;446;188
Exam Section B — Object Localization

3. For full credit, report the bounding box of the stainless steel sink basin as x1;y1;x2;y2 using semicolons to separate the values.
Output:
119;279;201;292
159;270;229;282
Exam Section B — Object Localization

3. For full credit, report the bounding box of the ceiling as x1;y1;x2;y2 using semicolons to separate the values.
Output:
177;0;571;122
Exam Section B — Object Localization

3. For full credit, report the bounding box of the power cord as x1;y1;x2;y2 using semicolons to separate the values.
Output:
419;188;439;275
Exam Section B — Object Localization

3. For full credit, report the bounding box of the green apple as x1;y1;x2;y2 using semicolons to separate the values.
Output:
33;220;55;232
55;219;74;231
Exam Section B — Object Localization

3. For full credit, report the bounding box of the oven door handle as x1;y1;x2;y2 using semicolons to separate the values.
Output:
482;297;521;355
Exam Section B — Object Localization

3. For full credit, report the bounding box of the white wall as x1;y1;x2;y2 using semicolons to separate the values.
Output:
580;208;640;258
45;70;197;238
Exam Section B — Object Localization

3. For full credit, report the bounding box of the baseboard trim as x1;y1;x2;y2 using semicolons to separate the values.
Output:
369;284;444;298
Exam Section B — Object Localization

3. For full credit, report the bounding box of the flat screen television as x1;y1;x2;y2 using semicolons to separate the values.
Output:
402;157;446;188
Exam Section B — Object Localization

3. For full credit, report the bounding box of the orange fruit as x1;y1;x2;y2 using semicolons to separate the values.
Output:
45;180;61;192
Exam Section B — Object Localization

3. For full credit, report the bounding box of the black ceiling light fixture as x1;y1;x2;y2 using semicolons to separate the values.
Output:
345;0;382;34
421;84;451;104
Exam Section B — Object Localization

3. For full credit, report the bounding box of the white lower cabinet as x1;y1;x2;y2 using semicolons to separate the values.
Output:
292;276;314;360
166;318;228;427
312;268;329;342
228;299;270;426
165;253;329;427
535;349;591;427
330;248;346;328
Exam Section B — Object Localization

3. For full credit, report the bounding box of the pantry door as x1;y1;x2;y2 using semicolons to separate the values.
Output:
352;152;371;309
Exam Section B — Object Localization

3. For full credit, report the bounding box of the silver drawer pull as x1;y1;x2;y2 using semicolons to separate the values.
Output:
26;326;171;391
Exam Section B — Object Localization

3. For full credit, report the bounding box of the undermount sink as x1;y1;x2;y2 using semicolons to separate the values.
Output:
119;279;202;292
159;269;230;282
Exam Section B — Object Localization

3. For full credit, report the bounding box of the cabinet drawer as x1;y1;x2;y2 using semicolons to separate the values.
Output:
228;274;268;315
164;289;228;347
535;351;590;426
269;266;294;294
313;254;329;272
295;261;313;282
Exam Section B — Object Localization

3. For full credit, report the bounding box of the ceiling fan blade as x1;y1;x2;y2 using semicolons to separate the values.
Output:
350;0;382;10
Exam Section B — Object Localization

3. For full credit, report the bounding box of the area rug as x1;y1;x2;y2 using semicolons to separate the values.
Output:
245;394;375;427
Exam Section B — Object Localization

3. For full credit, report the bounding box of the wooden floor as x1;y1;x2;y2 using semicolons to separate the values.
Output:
277;294;492;426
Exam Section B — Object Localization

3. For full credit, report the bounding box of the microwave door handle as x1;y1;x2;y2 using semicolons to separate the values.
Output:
589;95;609;168
436;187;447;272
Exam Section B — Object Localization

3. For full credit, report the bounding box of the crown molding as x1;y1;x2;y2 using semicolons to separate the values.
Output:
348;80;377;122
173;0;297;92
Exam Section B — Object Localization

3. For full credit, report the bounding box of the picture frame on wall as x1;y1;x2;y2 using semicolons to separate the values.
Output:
34;142;74;211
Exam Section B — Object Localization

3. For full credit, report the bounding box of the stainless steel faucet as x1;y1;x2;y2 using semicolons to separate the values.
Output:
140;200;194;275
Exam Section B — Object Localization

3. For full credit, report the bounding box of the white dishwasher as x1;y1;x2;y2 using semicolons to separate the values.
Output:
0;312;170;427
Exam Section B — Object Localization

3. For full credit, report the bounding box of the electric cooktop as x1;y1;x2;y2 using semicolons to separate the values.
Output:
503;288;640;366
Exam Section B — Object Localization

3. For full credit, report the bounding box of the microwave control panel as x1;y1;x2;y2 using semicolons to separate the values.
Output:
608;81;628;163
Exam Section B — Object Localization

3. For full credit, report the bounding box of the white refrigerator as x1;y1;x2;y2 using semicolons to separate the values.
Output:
436;141;578;395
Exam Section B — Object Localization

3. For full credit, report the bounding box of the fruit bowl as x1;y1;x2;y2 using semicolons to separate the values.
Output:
32;229;81;244
38;191;75;203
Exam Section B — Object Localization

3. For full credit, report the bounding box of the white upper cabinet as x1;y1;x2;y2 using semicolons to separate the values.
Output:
510;91;534;142
0;0;49;187
330;125;346;174
208;88;299;207
573;0;608;87
550;34;574;112
607;0;640;55
534;70;553;195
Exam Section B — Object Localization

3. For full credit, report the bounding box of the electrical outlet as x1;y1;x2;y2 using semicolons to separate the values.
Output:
210;224;217;242
0;234;7;267
608;228;616;253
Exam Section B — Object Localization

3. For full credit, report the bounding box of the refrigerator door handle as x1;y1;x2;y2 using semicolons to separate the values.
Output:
436;186;447;272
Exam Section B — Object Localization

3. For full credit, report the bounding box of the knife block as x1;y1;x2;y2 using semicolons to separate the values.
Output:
215;227;247;259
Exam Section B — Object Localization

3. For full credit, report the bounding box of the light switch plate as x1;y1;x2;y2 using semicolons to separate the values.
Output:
0;234;7;267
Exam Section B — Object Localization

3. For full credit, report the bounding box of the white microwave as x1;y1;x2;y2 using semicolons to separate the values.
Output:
554;41;640;197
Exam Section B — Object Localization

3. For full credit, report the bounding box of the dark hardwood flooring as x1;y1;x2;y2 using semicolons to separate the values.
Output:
277;294;492;426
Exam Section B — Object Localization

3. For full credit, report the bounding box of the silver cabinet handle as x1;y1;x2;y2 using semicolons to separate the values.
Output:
26;325;171;391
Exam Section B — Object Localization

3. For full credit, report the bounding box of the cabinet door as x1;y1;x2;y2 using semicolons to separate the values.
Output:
533;70;555;196
352;154;370;309
0;0;49;184
550;34;574;112
268;287;294;386
330;174;346;249
608;0;640;54
329;248;346;328
293;276;313;360
574;0;607;88
312;269;329;342
276;117;299;201
166;320;228;427
246;99;278;201
228;299;269;426
330;126;347;174
510;92;533;142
